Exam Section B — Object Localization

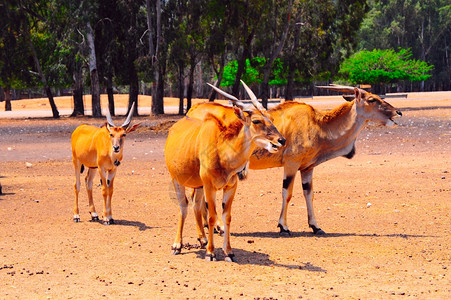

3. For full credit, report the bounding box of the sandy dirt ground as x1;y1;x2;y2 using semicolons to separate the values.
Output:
0;93;450;299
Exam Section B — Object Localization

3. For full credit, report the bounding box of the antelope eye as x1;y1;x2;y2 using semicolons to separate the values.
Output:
109;134;113;137
122;134;126;137
252;119;262;125
367;98;377;103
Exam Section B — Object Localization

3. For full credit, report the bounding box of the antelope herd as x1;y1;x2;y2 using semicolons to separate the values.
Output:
189;84;402;235
68;82;402;262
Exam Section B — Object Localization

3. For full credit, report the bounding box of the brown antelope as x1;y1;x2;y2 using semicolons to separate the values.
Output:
165;81;285;262
188;85;402;235
71;103;140;225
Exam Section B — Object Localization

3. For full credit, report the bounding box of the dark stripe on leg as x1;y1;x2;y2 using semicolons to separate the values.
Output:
283;176;293;189
343;145;356;159
302;182;311;191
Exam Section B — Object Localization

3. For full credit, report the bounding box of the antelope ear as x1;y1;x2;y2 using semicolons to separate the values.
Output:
106;122;112;132
126;123;140;133
342;95;355;102
354;88;362;103
233;106;247;122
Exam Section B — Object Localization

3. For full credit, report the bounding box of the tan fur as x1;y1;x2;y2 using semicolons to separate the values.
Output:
71;121;139;224
166;103;285;261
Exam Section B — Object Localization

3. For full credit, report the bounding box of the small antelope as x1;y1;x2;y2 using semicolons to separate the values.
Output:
71;103;139;225
188;85;402;235
165;81;285;261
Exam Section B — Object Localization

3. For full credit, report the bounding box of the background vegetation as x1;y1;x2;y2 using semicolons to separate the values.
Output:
0;0;449;116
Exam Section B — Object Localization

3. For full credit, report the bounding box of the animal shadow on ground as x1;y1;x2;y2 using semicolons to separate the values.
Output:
233;231;434;239
189;248;327;272
109;219;155;231
0;191;15;200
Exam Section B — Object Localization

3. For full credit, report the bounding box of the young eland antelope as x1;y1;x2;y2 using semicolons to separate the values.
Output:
71;103;139;225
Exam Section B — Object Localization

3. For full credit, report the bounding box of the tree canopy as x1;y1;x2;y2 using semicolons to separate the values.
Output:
340;48;433;85
0;0;449;115
357;0;451;91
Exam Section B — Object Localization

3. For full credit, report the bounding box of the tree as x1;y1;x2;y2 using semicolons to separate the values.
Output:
229;0;265;97
202;1;224;101
184;2;206;112
86;21;101;117
166;0;190;115
358;0;451;91
146;0;164;115
96;0;119;116
279;0;369;98
15;0;60;118
254;0;293;107
0;1;32;111
339;48;434;92
112;0;143;116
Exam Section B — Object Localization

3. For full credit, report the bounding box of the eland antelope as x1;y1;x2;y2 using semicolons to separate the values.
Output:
165;81;285;262
71;103;139;225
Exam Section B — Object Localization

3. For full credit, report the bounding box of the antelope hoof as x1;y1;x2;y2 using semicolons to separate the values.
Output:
310;225;326;235
91;216;99;222
214;226;224;236
103;219;114;225
73;217;80;223
278;224;291;236
237;170;247;180
205;254;217;262
171;247;182;255
225;254;235;263
197;238;207;249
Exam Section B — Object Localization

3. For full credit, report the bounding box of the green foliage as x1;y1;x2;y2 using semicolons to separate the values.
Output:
357;0;451;89
221;57;286;87
339;48;434;85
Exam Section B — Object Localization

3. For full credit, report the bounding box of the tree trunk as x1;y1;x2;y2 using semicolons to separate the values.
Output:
186;60;196;112
107;75;115;116
232;48;249;97
152;52;165;115
71;64;84;116
261;0;292;108
147;0;164;115
128;59;139;116
146;0;155;60
285;68;294;101
4;87;11;111
87;22;101;117
208;54;225;102
178;63;185;115
232;8;255;97
27;35;59;118
20;6;59;118
44;85;59;118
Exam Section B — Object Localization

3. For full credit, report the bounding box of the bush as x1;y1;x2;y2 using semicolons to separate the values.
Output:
339;48;434;85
